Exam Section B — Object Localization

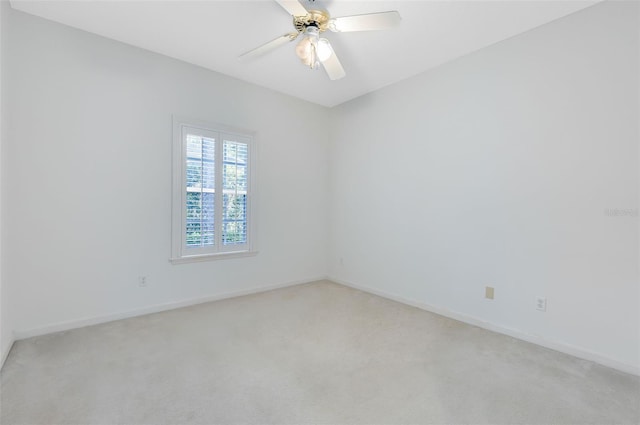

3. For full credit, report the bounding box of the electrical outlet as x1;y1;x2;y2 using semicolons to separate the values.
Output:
138;276;148;287
485;286;494;300
536;296;547;312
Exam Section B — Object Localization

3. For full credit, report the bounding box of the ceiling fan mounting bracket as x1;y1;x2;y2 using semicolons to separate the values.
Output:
293;10;330;34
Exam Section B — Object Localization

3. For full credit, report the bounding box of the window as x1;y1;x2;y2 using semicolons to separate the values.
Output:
171;118;256;263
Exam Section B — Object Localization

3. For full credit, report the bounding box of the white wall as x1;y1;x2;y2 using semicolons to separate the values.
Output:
4;7;329;336
0;0;11;367
329;0;639;372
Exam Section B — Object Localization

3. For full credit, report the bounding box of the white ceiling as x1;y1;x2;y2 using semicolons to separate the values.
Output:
10;0;600;107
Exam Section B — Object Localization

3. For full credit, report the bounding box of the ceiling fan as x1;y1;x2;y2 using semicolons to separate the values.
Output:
239;0;401;81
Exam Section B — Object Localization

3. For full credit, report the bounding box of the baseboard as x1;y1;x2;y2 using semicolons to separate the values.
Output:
329;276;640;377
14;276;328;340
1;334;15;371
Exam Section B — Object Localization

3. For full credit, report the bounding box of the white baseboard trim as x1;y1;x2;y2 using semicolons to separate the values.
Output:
329;276;640;377
1;334;15;371
14;276;328;340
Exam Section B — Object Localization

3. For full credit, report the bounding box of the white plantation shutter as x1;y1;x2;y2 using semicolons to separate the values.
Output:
172;119;254;261
221;136;249;249
184;132;216;251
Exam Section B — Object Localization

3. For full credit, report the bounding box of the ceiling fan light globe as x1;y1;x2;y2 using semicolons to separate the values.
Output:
317;38;332;62
295;38;312;60
296;28;323;69
295;28;318;59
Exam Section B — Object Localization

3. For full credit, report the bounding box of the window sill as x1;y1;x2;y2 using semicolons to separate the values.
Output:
169;250;258;264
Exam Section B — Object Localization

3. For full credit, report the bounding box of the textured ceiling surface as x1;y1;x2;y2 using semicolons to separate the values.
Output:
10;0;599;107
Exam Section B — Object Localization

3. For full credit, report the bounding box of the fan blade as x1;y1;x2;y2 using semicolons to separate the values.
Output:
239;33;298;61
275;0;308;17
320;42;345;81
329;11;401;32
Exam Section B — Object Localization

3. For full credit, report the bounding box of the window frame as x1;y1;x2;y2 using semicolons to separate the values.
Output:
171;116;257;264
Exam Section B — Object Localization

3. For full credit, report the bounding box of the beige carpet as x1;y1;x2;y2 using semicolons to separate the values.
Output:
1;280;638;424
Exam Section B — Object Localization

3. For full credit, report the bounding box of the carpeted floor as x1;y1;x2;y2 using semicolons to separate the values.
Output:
1;280;638;424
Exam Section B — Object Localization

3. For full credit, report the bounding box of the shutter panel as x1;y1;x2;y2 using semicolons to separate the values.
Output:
222;138;248;247
185;133;216;249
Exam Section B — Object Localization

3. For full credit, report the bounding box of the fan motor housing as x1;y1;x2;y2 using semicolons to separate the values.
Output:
294;9;330;33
